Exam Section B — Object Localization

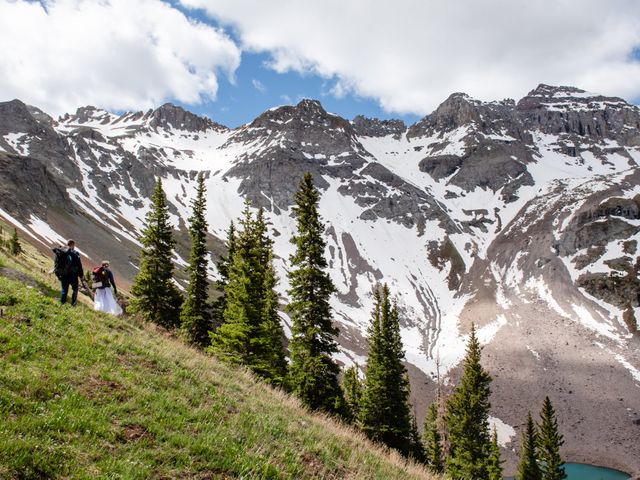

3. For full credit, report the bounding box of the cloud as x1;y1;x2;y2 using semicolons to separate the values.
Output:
0;0;241;115
179;0;640;115
251;78;266;93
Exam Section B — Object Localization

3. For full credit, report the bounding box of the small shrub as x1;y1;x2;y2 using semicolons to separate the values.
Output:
0;293;18;306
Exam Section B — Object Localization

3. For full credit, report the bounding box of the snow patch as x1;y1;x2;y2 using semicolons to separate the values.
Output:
488;416;516;447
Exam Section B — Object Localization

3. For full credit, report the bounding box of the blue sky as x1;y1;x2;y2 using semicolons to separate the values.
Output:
1;1;639;125
176;50;421;128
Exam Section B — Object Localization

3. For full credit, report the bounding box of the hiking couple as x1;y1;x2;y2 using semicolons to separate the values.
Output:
54;239;122;316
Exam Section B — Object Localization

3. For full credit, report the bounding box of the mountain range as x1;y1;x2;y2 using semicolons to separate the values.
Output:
1;84;639;474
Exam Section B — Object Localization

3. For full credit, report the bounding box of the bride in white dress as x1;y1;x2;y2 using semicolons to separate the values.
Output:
93;260;123;316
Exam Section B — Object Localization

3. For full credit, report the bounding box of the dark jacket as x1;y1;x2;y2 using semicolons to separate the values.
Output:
65;248;84;279
99;267;117;293
53;246;84;281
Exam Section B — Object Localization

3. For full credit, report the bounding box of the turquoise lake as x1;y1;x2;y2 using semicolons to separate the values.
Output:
506;463;631;480
563;463;630;480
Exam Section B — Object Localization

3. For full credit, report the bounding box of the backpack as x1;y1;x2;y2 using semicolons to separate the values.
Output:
52;247;72;280
91;266;110;289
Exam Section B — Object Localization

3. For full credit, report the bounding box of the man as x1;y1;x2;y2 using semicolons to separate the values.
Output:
56;239;84;306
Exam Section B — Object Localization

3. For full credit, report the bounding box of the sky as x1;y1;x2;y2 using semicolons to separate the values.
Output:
1;0;640;128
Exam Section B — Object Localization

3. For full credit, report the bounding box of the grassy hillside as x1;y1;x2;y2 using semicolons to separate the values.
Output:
0;247;437;479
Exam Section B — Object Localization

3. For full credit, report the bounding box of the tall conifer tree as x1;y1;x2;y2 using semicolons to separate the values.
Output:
359;284;415;457
286;172;344;413
254;248;288;386
444;323;493;479
212;221;236;328
209;204;260;365
423;402;444;473
130;178;182;328
538;397;566;480
180;173;212;346
209;204;287;385
487;426;504;480
8;228;22;256
341;365;362;422
516;413;542;480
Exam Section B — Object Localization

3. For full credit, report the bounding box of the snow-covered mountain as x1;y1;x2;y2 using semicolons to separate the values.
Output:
1;84;639;473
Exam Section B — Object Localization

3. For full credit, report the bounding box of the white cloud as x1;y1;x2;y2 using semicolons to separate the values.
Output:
251;78;266;93
0;0;241;115
180;0;640;115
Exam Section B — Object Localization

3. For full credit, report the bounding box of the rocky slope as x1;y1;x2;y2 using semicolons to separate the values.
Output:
1;84;639;474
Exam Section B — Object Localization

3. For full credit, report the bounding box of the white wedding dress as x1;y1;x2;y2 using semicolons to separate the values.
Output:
94;287;123;316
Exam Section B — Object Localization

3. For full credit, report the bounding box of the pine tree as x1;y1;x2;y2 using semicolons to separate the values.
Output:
487;426;504;480
209;204;260;365
212;221;236;328
341;365;362;421
8;228;22;256
538;397;566;480
209;205;287;385
516;413;542;480
253;248;288;386
286;172;344;414
409;414;426;463
180;173;212;347
359;284;414;456
130;178;182;328
444;323;493;479
423;402;444;473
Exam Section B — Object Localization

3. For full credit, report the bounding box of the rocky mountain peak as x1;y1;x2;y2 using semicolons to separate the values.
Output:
147;103;227;133
0;99;61;141
517;84;640;143
407;92;519;140
526;83;590;98
248;98;352;134
59;106;114;126
26;105;57;127
351;115;406;138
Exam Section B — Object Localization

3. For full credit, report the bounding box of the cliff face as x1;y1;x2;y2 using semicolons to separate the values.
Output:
1;85;639;474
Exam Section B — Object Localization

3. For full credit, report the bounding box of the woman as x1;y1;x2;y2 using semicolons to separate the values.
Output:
94;260;123;316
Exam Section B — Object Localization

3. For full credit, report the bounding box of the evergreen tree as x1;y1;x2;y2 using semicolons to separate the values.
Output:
209;204;287;385
516;413;542;480
130;178;182;328
253;248;288;386
212;221;236;328
409;413;426;463
341;365;362;421
180;173;212;347
443;323;493;479
487;426;504;480
359;284;414;457
286;172;344;414
209;204;261;365
538;397;566;480
422;402;444;473
8;228;22;256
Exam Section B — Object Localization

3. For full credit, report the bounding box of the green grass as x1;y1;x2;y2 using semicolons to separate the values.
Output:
0;258;436;479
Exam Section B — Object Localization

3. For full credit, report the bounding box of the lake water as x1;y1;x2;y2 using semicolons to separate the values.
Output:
564;462;630;480
506;463;631;480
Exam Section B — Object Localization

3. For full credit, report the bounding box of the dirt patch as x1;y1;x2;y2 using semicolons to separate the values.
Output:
122;424;152;442
6;314;31;326
79;375;124;400
0;267;55;297
300;452;324;477
115;353;161;372
298;452;346;479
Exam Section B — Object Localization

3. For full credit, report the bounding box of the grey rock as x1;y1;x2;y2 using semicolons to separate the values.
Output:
147;103;228;133
351;115;406;138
